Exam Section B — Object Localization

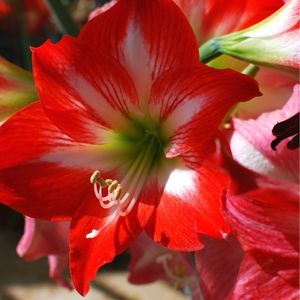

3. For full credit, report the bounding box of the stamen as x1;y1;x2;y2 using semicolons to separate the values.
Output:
91;135;159;217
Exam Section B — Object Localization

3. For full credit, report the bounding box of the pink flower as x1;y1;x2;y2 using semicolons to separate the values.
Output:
129;233;201;299
17;217;72;289
196;185;299;299
229;84;299;183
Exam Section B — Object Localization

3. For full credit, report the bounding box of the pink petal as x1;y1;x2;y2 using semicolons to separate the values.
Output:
196;236;244;300
129;233;201;298
230;253;299;300
80;0;199;102
128;232;174;284
16;216;72;289
88;0;117;20
48;254;73;290
32;36;138;144
226;188;299;265
225;188;299;297
230;84;299;182
17;217;69;260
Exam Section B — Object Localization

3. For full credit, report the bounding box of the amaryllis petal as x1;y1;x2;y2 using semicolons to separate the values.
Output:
32;35;138;144
235;68;296;119
146;160;230;250
129;233;168;284
0;163;90;220
149;65;261;160
0;103;101;220
17;217;71;289
225;188;299;297
17;217;69;259
174;0;283;45
230;253;299;300
226;188;299;264
129;233;201;299
195;236;244;300
80;0;199;102
69;193;143;295
48;255;72;290
88;0;117;20
230;84;299;183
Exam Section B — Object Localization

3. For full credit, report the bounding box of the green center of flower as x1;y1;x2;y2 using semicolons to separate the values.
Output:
90;116;169;217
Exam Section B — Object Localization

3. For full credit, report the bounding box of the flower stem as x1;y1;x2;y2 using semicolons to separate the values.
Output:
45;0;79;36
242;63;260;77
199;38;222;63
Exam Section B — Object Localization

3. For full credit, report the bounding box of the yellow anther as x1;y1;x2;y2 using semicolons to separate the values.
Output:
114;185;122;200
108;180;119;193
90;171;107;187
105;179;113;186
98;177;108;187
90;171;100;184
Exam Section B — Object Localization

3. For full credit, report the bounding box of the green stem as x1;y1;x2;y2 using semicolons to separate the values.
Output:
199;38;222;63
242;63;260;77
45;0;79;36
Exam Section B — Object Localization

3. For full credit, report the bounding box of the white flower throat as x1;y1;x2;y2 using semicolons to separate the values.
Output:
90;126;166;217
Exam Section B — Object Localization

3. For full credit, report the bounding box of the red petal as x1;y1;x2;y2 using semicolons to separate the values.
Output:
80;0;199;102
145;159;230;251
0;103;98;219
196;236;244;300
0;163;91;220
69;192;143;295
32;36;138;144
0;102;73;169
150;65;260;163
230;253;299;300
226;188;299;259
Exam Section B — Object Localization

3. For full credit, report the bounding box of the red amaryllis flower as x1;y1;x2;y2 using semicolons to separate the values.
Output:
17;217;71;289
0;0;260;295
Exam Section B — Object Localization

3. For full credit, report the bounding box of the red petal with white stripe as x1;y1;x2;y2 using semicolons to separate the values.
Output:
80;0;199;102
32;36;138;144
